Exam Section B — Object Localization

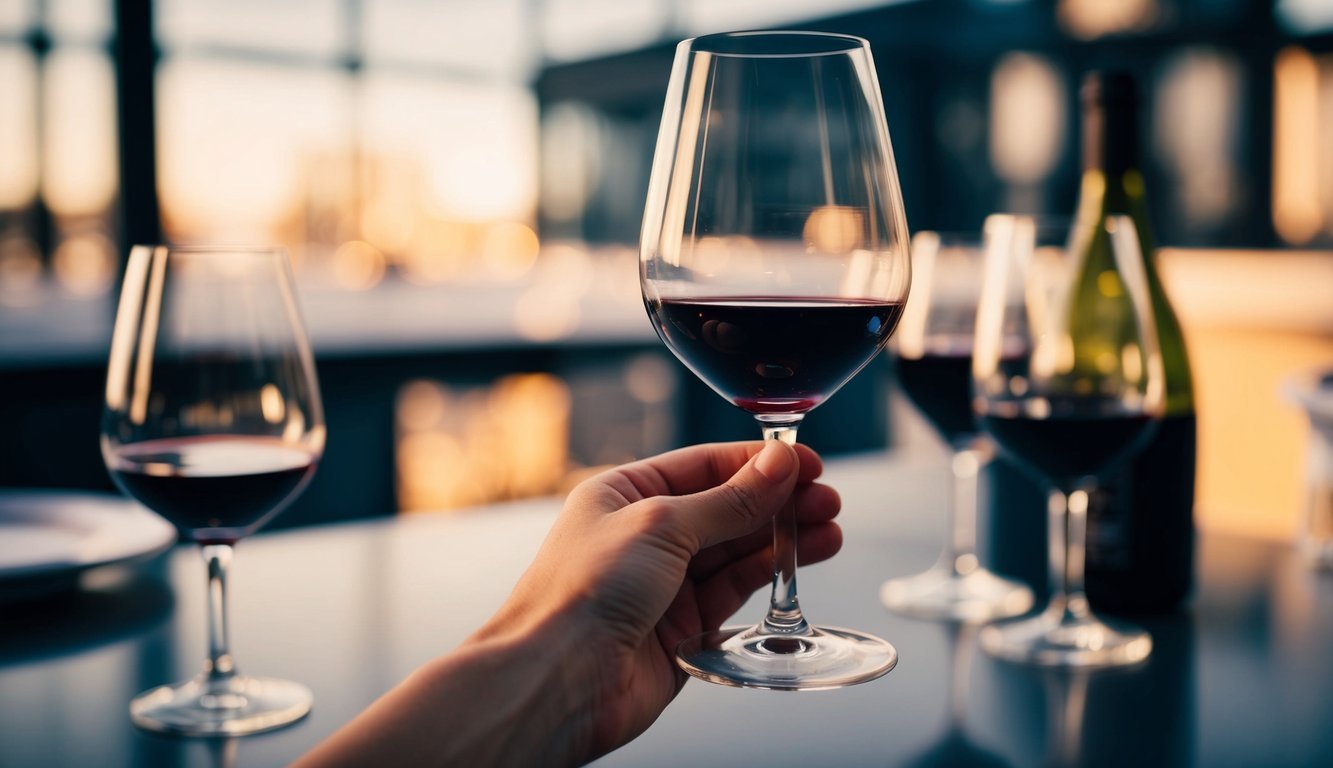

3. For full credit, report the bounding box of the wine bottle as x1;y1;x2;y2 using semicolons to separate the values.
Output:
984;71;1196;614
1077;70;1196;614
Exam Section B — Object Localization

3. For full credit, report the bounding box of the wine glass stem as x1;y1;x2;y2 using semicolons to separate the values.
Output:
1047;488;1093;621
202;543;238;684
937;444;982;576
759;422;810;635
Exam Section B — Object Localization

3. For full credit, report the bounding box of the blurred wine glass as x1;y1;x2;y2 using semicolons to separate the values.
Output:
102;245;325;734
881;231;1033;621
973;214;1162;667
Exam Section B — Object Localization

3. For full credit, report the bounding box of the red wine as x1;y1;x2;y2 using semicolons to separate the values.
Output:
984;412;1196;614
107;435;318;544
980;400;1155;487
896;347;976;444
646;297;904;415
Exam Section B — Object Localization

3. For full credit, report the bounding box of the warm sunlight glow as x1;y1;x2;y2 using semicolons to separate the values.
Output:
52;231;116;295
400;219;469;285
157;58;344;240
1273;46;1323;244
0;236;42;304
1058;0;1158;39
480;221;540;280
990;52;1065;184
0;48;38;208
803;206;865;255
358;157;422;256
540;102;601;222
623;354;676;405
1154;49;1243;232
395;375;571;512
331;240;387;292
260;383;287;425
362;77;537;222
43;49;118;215
513;285;581;342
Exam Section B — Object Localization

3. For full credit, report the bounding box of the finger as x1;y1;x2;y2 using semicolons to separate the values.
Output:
669;440;800;551
695;522;844;631
686;482;841;580
600;441;824;503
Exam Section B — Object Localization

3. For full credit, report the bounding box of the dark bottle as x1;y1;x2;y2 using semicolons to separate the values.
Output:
986;71;1196;614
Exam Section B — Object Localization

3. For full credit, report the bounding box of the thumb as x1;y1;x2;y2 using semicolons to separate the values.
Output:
676;440;799;550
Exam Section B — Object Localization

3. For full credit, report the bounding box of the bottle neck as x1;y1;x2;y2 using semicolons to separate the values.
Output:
1082;102;1139;178
1081;78;1143;220
1079;96;1152;251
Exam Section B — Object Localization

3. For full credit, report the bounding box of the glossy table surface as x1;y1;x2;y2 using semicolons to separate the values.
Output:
3;450;1332;768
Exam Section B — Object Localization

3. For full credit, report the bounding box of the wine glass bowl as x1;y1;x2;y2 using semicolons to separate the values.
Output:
641;31;909;689
880;231;1033;622
972;214;1162;667
102;245;324;734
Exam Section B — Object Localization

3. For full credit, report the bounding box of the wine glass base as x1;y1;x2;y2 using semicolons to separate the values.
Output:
979;609;1152;668
130;675;312;736
676;624;898;690
880;566;1034;622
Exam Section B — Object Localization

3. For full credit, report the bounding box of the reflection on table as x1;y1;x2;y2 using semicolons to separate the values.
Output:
1;451;1331;767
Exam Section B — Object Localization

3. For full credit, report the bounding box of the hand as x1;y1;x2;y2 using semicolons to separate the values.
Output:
295;440;841;768
475;439;841;761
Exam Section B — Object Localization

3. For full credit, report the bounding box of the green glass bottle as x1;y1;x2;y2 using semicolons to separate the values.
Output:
1077;70;1196;614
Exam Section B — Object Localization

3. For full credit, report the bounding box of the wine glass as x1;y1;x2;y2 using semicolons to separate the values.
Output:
973;214;1161;667
881;231;1034;621
640;31;910;689
102;245;325;734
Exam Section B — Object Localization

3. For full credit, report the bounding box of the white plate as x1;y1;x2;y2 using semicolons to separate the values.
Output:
0;490;176;602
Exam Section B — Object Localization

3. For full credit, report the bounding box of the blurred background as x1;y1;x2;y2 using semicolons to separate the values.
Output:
1;0;1330;541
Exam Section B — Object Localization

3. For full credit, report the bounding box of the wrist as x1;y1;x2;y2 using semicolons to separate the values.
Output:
426;607;603;765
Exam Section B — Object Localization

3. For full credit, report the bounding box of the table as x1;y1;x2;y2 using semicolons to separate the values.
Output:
3;450;1332;767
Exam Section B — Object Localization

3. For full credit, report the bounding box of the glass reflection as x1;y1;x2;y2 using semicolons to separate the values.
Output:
986;612;1196;767
901;623;1014;768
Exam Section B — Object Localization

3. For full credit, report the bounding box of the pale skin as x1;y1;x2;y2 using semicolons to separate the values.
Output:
294;439;841;767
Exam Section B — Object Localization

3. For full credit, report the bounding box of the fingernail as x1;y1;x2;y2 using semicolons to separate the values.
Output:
754;440;795;481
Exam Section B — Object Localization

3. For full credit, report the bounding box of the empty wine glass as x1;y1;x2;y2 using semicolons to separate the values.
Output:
641;31;911;689
973;214;1162;667
881;231;1033;621
102;245;325;734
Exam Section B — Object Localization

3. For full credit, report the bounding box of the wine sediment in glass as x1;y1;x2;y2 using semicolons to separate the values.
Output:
647;296;904;416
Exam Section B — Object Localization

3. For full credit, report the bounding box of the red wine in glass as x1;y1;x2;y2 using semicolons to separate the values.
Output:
107;435;318;545
646;297;904;415
972;213;1164;668
102;245;324;735
979;398;1156;487
895;346;977;444
880;224;1036;622
641;31;910;689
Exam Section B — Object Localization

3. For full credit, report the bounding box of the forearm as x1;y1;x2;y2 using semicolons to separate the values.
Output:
293;612;601;768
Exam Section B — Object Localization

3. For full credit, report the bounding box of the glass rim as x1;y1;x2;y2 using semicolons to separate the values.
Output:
680;30;869;58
